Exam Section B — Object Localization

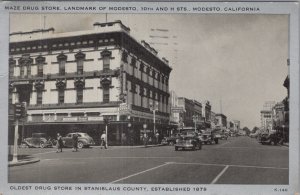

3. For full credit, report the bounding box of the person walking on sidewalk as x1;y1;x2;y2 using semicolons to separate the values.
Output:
100;132;107;149
72;133;79;152
56;133;63;153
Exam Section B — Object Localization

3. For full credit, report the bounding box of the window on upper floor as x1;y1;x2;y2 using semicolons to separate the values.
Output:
103;88;110;103
37;91;43;105
57;53;67;76
58;90;64;104
122;51;128;63
101;49;112;72
76;89;83;104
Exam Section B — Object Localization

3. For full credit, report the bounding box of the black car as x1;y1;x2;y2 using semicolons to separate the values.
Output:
175;134;202;151
22;133;54;148
259;133;280;145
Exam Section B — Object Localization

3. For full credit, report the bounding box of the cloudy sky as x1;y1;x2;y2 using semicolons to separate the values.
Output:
10;13;289;129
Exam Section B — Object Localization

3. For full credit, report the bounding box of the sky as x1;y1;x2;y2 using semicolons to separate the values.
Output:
10;13;289;129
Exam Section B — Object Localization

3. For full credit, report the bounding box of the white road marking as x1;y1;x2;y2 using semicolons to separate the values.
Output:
110;162;171;183
211;165;229;184
170;162;288;170
41;156;181;161
214;146;288;150
32;149;73;156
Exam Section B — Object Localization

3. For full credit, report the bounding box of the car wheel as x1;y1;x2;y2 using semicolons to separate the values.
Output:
77;142;84;149
204;142;207;145
215;139;219;144
169;141;174;146
192;144;196;151
175;146;178;151
270;141;276;146
198;143;202;150
40;142;45;148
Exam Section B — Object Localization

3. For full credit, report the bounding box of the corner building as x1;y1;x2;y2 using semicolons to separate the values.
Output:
9;21;172;145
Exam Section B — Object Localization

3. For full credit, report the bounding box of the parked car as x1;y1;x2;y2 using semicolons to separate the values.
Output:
161;133;181;145
22;133;54;148
175;134;202;151
259;132;280;145
220;134;228;140
62;132;95;148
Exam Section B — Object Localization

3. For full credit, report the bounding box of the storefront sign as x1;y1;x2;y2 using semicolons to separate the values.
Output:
14;81;30;85
62;117;78;122
78;117;88;121
171;107;185;113
88;116;103;121
119;103;131;114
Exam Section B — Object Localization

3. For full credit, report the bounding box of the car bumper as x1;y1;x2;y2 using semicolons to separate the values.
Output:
175;143;194;148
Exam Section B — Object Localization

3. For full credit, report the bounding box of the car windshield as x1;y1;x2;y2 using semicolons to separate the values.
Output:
78;133;88;137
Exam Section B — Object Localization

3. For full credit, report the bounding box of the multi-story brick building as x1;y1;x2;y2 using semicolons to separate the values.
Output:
9;21;172;145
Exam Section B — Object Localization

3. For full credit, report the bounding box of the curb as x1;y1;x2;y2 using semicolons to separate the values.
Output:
8;158;40;167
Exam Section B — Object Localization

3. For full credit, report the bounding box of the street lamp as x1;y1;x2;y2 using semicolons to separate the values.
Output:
143;124;147;147
192;115;199;132
149;101;159;134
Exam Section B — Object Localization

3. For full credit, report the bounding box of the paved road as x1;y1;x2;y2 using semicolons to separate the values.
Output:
8;136;288;184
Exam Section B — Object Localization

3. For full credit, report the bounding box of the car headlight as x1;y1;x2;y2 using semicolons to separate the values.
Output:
176;139;179;143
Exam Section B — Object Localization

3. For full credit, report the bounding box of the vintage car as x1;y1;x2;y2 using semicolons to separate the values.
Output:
259;132;280;145
62;132;95;148
220;134;228;140
175;135;202;151
161;133;182;145
200;132;219;144
22;133;54;148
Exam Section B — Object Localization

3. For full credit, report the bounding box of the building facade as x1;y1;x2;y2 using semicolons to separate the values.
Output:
201;100;212;128
177;97;195;128
215;113;227;130
9;21;172;145
260;101;276;131
232;120;241;132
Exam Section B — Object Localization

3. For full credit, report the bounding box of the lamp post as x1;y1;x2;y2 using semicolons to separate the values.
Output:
143;124;147;147
127;115;132;145
149;101;159;135
192;115;199;132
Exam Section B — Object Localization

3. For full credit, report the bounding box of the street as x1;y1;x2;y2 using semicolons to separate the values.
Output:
8;136;288;184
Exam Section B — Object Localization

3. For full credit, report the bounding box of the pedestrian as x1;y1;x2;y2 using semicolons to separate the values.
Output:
143;133;148;147
100;132;107;149
72;133;79;152
155;132;160;144
56;133;63;153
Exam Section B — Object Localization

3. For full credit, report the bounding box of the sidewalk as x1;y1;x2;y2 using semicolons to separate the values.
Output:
8;154;40;167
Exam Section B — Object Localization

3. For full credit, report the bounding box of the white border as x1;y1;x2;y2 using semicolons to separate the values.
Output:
0;1;299;195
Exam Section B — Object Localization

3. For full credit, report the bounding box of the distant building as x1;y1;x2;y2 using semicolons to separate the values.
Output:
210;111;217;129
260;101;276;131
201;100;212;128
215;113;227;130
177;97;194;128
232;120;241;132
170;90;184;128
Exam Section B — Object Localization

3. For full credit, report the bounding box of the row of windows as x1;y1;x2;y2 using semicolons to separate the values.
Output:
10;50;111;78
35;87;110;105
10;38;115;52
122;51;169;86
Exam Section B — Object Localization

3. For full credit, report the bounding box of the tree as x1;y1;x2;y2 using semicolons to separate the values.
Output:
252;126;259;133
243;127;251;135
